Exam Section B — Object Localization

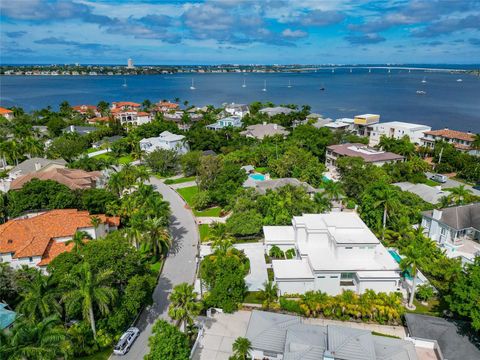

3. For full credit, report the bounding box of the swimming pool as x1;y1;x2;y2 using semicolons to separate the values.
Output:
388;249;413;280
249;173;266;181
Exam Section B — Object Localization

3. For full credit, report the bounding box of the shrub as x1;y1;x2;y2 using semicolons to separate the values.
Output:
285;248;296;259
416;284;435;302
279;297;303;314
145;320;190;360
269;245;284;259
192;191;211;210
346;199;356;209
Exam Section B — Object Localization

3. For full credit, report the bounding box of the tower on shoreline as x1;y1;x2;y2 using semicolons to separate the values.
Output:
127;58;134;69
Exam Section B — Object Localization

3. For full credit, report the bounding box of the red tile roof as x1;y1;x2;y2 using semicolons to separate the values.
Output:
0;209;119;266
0;107;13;115
10;168;102;190
157;102;179;110
87;116;109;124
113;101;141;108
72;105;97;112
423;129;475;142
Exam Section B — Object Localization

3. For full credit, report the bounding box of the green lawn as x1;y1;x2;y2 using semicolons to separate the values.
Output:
177;185;198;206
199;224;211;242
118;155;133;164
424;179;439;187
244;291;263;304
92;153;111;160
86;147;97;154
177;186;222;217
165;176;196;185
78;348;112;360
255;167;268;173
194;207;222;217
150;259;164;274
407;298;448;317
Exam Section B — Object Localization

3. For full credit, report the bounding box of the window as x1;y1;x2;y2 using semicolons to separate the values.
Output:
29;257;33;262
330;275;338;278
345;247;353;250
441;227;447;235
317;276;326;279
340;273;355;286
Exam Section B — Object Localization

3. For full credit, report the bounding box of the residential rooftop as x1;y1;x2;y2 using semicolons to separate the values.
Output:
327;143;404;163
422;203;480;230
373;121;431;130
240;123;289;139
9;157;67;177
246;310;418;360
10;168;102;190
423;128;475;142
0;209;119;267
394;182;451;204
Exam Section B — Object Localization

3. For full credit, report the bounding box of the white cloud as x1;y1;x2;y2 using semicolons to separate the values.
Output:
282;28;308;38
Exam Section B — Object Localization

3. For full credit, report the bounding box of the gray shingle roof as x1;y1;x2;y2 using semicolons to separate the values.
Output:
328;325;376;360
246;311;418;360
422;203;480;230
10;158;67;177
253;178;317;195
393;182;450;204
405;313;480;360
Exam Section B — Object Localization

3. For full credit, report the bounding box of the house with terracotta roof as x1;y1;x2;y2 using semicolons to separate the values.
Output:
86;116;110;125
0;107;14;121
421;128;478;155
111;108;152;126
326;143;404;174
111;101;141;111
156;101;179;112
10;167;105;190
72;105;100;118
0;209;119;270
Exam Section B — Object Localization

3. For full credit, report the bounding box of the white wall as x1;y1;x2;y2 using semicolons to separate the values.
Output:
358;280;398;294
277;280;314;295
313;273;341;295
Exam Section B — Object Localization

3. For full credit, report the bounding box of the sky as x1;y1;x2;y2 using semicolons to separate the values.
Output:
1;0;479;65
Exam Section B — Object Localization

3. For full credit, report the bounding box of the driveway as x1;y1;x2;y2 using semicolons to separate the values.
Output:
425;172;480;196
234;243;268;291
114;176;199;359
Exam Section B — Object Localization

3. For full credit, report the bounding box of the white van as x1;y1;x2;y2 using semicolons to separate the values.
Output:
430;174;448;183
113;327;140;355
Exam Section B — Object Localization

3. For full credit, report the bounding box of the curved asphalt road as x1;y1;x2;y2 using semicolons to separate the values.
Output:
113;177;199;359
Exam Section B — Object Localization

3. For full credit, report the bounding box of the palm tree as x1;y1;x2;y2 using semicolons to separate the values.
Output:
107;171;124;197
0;315;73;360
472;133;480;150
448;185;472;205
66;230;92;254
400;241;426;309
22;136;44;158
17;270;61;322
439;195;452;208
143;217;171;258
259;280;278;310
90;216;101;237
62;262;117;339
372;184;399;241
168;282;202;332
323;180;345;202
232;337;252;360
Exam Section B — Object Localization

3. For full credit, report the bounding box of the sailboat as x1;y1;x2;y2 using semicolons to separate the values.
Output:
190;78;196;90
388;68;391;74
122;78;127;87
287;80;292;88
421;77;427;84
262;80;267;92
242;78;246;88
350;68;353;73
332;68;335;73
368;68;371;73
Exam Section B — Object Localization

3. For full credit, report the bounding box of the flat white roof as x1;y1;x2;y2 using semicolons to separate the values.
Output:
356;271;400;279
355;114;379;118
263;226;295;244
272;259;314;279
325;122;349;128
375;121;431;130
335;118;355;123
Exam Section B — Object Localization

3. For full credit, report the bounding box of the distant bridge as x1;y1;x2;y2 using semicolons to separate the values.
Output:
288;66;467;73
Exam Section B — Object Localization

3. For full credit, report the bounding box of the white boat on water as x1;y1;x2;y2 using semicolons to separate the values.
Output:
242;78;246;88
416;90;426;95
122;79;127;87
456;78;463;82
190;79;196;90
262;80;267;92
287;80;292;88
421;77;427;83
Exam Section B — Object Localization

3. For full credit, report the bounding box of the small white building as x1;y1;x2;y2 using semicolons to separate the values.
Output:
264;212;401;296
206;116;243;130
224;103;250;118
369;121;431;146
139;131;189;154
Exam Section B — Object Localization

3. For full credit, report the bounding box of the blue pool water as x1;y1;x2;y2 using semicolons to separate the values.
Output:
388;249;413;280
249;173;266;181
322;175;332;182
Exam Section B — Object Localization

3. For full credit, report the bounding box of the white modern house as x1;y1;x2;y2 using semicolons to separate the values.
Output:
369;121;431;146
264;212;401;295
421;203;480;263
206;116;243;130
140;131;189;154
224;103;250;118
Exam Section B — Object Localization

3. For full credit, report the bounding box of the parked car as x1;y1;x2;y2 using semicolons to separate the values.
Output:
430;174;447;183
113;327;140;355
473;182;480;191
